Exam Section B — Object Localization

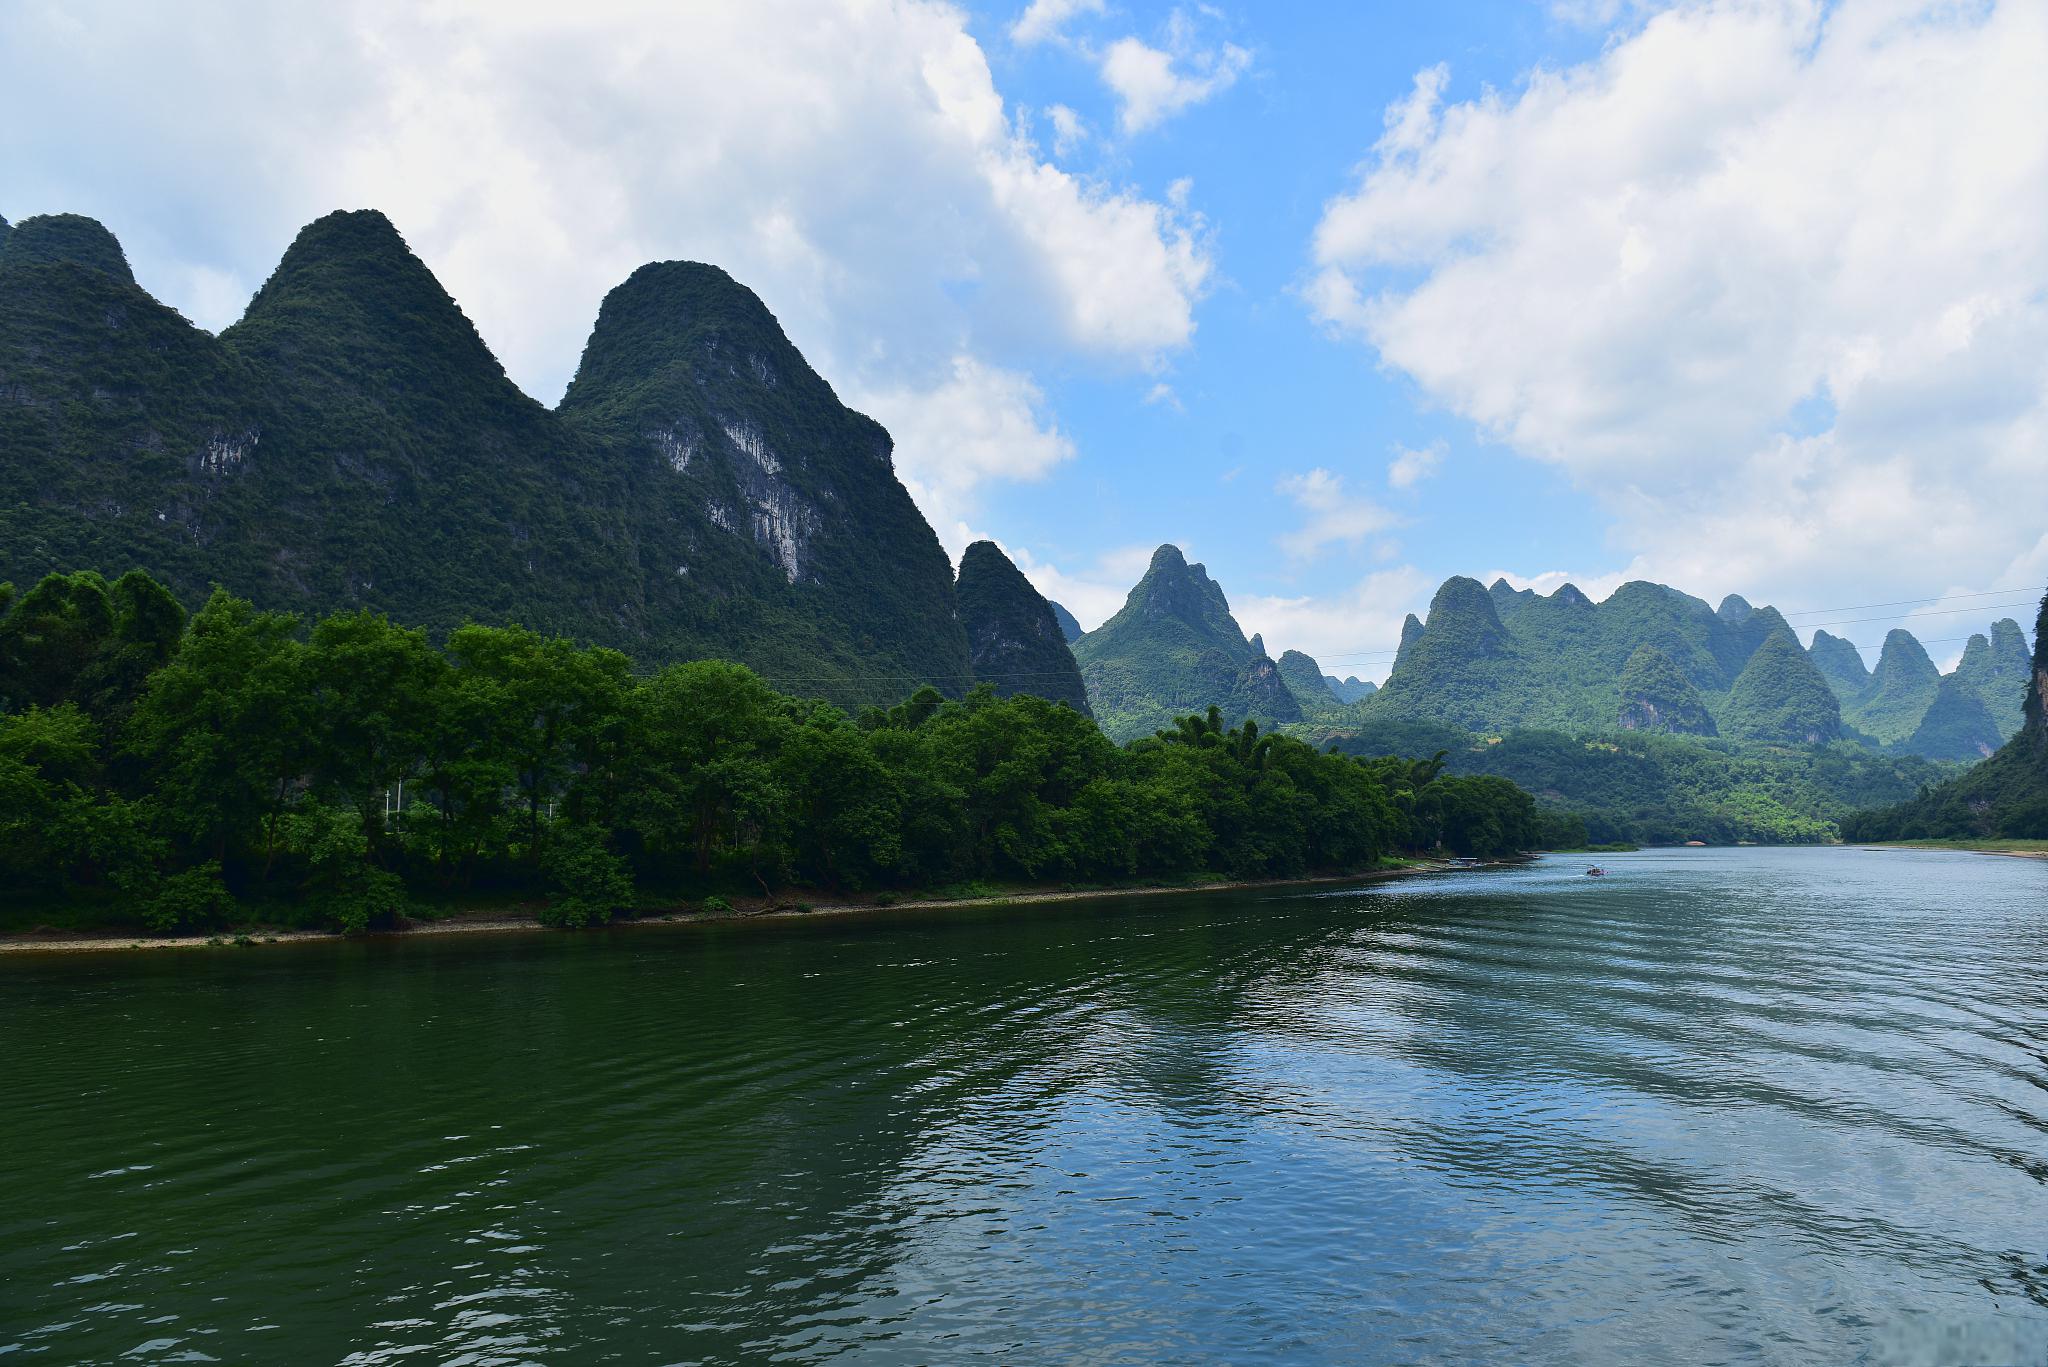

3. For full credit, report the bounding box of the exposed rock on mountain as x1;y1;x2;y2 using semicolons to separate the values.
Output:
954;540;1089;714
1072;544;1301;741
0;209;970;702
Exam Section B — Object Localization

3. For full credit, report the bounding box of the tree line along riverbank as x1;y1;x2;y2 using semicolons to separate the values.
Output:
0;569;1561;937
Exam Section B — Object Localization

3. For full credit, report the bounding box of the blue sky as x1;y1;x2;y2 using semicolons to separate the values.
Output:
3;0;2042;677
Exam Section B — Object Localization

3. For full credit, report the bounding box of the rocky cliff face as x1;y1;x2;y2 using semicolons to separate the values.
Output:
0;209;971;702
1072;544;1302;740
954;540;1090;714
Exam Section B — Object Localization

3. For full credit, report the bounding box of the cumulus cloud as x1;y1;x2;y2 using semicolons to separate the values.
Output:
1010;542;1164;630
0;0;1212;532
1235;566;1435;681
1100;12;1251;135
1308;0;2048;634
1387;440;1444;489
1276;468;1398;560
857;357;1075;556
1010;0;1105;47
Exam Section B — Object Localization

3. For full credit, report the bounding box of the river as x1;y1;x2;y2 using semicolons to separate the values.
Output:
3;847;2045;1363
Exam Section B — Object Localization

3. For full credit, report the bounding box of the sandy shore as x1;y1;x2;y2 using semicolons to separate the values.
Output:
0;859;1510;956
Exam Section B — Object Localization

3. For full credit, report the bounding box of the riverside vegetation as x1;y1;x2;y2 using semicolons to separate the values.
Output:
0;569;1553;936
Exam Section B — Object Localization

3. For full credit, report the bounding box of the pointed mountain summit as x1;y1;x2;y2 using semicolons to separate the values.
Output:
1723;630;1842;744
1047;600;1084;644
1849;629;1940;743
1847;587;2048;841
0;213;134;283
1904;673;2002;760
1072;544;1300;740
954;541;1089;715
1277;649;1343;717
1325;675;1378;704
1951;619;2033;739
1616;644;1716;736
556;256;970;689
0;208;972;702
1372;576;1532;731
1807;629;1870;701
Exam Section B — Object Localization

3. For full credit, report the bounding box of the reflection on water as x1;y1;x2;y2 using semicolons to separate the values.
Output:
3;847;2045;1363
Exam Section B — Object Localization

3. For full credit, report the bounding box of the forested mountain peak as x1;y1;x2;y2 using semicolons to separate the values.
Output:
1905;673;2002;760
1723;629;1842;745
1849;628;1941;743
1277;649;1341;712
1325;675;1378;704
0;206;973;704
955;540;1089;715
1048;600;1084;644
1846;587;2048;842
1717;594;1755;622
223;209;523;409
0;212;135;284
1072;544;1299;739
1807;629;1870;700
1952;618;2034;737
1616;643;1716;736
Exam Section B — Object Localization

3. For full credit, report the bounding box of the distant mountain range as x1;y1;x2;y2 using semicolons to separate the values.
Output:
0;208;1078;707
1068;549;2033;759
1846;589;2048;840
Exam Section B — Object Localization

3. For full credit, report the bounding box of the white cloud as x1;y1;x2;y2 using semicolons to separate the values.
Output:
1099;12;1251;135
1308;0;2048;628
856;356;1075;556
1235;566;1434;681
1011;0;1104;48
1387;440;1444;489
1045;102;1087;157
1276;468;1398;560
0;0;1212;533
1011;542;1163;630
1479;568;1631;603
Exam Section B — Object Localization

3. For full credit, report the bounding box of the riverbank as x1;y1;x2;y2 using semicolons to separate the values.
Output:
0;858;1518;955
1861;839;2048;860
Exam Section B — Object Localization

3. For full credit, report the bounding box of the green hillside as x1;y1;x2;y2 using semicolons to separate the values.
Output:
1047;600;1084;644
1951;619;2032;738
1072;544;1301;741
1845;590;2048;840
1616;643;1716;735
955;541;1089;715
1324;720;1944;847
1807;629;1870;700
1722;630;1842;744
1847;630;1939;743
0;209;970;704
1325;674;1377;703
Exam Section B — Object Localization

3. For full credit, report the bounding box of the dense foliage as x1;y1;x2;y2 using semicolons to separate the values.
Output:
1615;644;1715;735
1356;573;2027;759
0;209;969;706
1073;544;1300;741
1843;590;2048;841
1319;716;1946;847
954;540;1090;714
1720;631;1842;744
1847;631;1939;743
0;571;1546;933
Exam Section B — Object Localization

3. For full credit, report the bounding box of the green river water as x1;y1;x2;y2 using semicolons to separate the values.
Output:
3;846;2045;1363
